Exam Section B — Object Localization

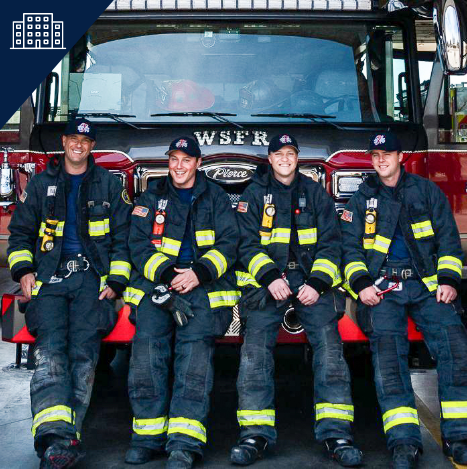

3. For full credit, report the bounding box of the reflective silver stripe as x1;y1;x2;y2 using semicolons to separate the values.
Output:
31;405;73;436
133;417;168;435
237;411;275;426
168;418;207;443
315;405;354;421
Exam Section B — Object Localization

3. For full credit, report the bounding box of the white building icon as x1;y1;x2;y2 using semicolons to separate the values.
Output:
11;13;64;50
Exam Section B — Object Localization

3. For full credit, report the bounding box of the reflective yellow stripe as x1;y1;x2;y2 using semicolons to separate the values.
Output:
32;405;74;437
248;252;275;279
208;290;241;308
195;230;215;247
39;221;65;237
133;416;168;435
363;234;391;254
261;228;290;246
99;275;108;293
382;407;419;433
168;417;206;443
437;256;462;277
144;253;170;282
202;249;227;277
344;261;368;282
88;219;110;236
441;401;467;419
237;409;275;427
411;220;434;239
235;270;261;288
31;281;43;297
342;281;358;300
315;403;354;422
109;261;131;280
123;287;145;306
311;258;338;282
8;249;33;269
158;237;182;256
297;228;317;245
422;274;438;292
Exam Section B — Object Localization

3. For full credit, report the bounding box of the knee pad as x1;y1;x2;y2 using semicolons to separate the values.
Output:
375;335;409;396
237;342;274;392
128;338;157;400
30;346;67;395
183;340;214;402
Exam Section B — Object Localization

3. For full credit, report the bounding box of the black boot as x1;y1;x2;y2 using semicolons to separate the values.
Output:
324;439;362;467
125;446;162;465
40;439;85;469
166;450;195;469
230;436;268;466
392;444;419;469
443;439;467;464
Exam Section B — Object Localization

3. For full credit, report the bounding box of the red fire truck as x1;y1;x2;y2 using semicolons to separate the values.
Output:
2;0;467;350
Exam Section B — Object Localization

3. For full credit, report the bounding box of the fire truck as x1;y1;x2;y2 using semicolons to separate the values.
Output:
1;0;467;352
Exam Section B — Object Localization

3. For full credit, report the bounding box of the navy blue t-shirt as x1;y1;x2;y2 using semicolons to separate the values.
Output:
176;187;194;264
386;186;411;261
62;173;85;254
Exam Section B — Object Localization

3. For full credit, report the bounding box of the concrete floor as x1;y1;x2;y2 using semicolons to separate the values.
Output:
0;267;460;469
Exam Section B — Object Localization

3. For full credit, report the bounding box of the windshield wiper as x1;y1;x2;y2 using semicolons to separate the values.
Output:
251;113;344;130
73;112;143;130
151;112;243;130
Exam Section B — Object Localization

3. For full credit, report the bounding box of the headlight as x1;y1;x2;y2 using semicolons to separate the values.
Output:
332;171;373;198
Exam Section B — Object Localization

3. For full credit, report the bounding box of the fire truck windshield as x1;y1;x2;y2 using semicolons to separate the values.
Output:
47;21;408;124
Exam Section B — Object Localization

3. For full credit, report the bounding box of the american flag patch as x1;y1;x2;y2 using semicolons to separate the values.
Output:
237;201;248;213
341;210;353;222
132;206;149;217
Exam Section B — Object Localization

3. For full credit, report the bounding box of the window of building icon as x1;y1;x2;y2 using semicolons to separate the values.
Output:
55;39;60;45
55;32;60;37
16;40;21;45
55;24;60;29
16;24;21;29
35;24;41;29
44;32;49;37
16;32;21;37
44;17;49;22
35;16;41;21
44;24;49;29
27;32;32;37
27;17;33;22
27;40;33;44
27;25;32;29
36;32;41;37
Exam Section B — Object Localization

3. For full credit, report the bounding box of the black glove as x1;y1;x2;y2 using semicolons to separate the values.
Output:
151;284;194;327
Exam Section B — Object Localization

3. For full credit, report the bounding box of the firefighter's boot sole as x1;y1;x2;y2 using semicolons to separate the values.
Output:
39;441;85;469
230;437;268;466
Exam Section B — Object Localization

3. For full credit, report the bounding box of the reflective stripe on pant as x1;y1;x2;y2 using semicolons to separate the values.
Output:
365;265;467;450
236;269;354;445
25;269;114;451
128;287;216;456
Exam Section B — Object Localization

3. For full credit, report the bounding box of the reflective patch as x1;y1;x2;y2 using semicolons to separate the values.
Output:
20;191;27;203
132;205;149;217
122;189;132;205
47;186;57;196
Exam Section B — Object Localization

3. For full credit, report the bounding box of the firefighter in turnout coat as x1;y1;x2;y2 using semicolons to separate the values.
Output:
230;134;362;467
124;137;239;469
340;131;467;468
7;119;132;468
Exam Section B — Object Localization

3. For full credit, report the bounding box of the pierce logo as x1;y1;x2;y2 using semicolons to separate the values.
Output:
374;135;386;145
280;135;292;144
176;139;188;148
78;123;90;134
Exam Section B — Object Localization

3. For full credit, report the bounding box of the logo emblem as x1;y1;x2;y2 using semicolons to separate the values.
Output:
121;189;132;205
77;123;90;134
203;164;255;185
280;135;292;144
11;14;64;50
374;135;386;146
176;139;188;149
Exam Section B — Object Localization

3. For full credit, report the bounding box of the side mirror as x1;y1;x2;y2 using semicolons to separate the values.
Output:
434;0;467;74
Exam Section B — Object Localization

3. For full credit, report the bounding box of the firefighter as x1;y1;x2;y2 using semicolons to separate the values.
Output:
7;118;132;468
230;134;362;467
340;131;467;468
124;136;239;468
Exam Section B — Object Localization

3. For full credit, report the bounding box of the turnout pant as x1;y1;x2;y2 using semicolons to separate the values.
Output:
128;286;216;456
236;269;354;446
362;263;467;450
25;269;115;455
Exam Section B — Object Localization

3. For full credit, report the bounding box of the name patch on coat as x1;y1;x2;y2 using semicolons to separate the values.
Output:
132;206;149;217
341;210;353;222
47;186;57;196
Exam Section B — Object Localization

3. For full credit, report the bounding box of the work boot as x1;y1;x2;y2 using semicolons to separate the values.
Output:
125;446;162;465
324;439;363;467
39;439;85;469
392;444;419;469
230;436;268;466
166;450;195;469
443;439;467;464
